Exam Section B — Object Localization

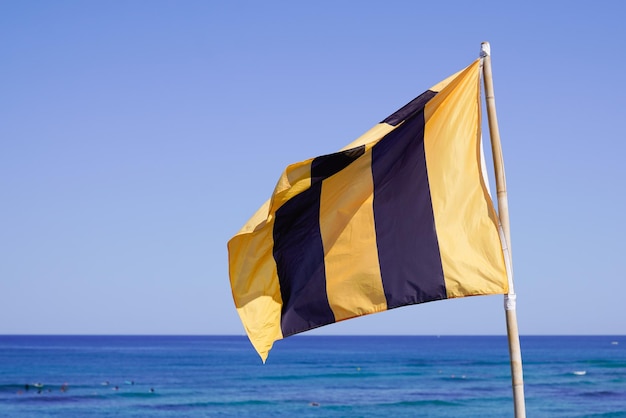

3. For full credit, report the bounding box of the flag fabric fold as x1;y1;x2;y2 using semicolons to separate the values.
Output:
228;59;508;362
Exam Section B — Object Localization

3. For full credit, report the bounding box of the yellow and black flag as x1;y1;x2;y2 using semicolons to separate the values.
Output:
228;59;508;362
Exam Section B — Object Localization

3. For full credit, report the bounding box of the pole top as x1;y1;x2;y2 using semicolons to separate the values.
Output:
480;42;491;57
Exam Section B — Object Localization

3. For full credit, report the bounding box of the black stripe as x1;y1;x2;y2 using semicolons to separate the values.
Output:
382;90;437;126
371;91;447;308
311;146;365;183
273;146;365;337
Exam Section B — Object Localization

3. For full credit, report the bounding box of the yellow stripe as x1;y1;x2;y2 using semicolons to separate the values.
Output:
227;214;283;363
423;60;508;298
319;149;387;321
269;159;313;216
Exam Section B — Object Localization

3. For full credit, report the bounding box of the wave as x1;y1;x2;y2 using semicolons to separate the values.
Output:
580;390;626;399
374;399;462;408
143;399;273;411
260;371;379;381
582;411;626;418
583;359;626;369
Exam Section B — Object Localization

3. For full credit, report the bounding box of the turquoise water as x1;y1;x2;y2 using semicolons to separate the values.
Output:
0;336;624;417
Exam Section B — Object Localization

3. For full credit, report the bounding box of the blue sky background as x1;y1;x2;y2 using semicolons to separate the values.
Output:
2;1;625;337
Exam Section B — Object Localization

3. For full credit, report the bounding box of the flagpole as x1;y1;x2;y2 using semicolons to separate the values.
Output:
480;41;526;418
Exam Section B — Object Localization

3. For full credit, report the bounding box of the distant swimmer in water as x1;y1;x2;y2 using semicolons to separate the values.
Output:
61;383;68;392
149;388;155;393
113;386;119;391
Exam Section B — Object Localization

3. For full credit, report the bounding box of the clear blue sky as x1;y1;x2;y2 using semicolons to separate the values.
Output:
2;1;625;336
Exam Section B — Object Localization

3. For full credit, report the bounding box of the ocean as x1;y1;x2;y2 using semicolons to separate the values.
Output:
0;335;624;417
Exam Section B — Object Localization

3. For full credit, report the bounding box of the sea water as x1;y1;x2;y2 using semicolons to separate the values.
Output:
0;335;624;417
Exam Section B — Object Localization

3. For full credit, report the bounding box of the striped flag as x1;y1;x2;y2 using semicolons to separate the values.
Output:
228;59;508;362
